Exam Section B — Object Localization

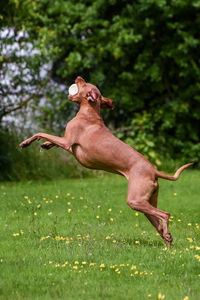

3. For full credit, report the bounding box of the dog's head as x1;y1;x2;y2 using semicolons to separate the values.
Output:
68;76;114;110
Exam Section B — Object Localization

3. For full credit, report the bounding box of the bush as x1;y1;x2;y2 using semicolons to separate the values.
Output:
114;111;199;170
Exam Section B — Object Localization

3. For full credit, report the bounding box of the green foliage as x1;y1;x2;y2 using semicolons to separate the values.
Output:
1;0;200;166
115;110;200;168
115;111;162;166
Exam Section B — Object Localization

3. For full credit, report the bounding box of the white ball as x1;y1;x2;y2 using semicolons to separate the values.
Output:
68;84;78;96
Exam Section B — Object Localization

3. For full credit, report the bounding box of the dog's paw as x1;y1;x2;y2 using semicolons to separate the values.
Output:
19;140;30;148
164;232;173;246
41;142;54;150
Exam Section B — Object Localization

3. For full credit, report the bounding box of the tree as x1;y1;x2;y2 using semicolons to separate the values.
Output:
0;27;75;133
1;0;200;164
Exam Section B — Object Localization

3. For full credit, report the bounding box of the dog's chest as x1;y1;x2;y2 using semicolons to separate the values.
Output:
71;144;96;169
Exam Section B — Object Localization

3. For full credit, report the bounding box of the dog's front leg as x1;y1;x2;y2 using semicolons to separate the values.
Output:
19;132;71;151
40;141;55;150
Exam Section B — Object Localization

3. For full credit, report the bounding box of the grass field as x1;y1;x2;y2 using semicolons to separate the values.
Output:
0;170;199;300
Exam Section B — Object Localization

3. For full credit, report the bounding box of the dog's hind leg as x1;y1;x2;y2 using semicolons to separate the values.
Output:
145;185;162;235
126;177;172;246
144;184;170;241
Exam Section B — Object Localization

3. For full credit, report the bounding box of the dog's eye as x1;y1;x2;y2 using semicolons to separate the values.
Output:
68;84;78;96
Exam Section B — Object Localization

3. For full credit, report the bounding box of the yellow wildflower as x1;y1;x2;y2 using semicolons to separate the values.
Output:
55;263;60;267
195;255;200;261
89;263;96;267
186;238;193;243
158;293;165;299
110;265;115;269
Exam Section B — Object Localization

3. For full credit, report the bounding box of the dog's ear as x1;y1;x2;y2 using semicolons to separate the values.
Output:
87;89;98;102
101;96;114;110
75;76;86;85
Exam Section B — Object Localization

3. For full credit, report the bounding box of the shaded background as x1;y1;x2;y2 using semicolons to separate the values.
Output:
1;0;200;180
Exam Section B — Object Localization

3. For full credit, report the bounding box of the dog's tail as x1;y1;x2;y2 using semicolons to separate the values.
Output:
156;163;193;181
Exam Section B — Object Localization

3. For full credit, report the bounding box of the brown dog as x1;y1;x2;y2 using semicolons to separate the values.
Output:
19;76;193;245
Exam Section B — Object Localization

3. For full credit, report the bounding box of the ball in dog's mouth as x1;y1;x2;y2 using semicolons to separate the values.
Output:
68;84;78;96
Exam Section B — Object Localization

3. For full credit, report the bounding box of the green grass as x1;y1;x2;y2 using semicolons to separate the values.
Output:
0;170;199;300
